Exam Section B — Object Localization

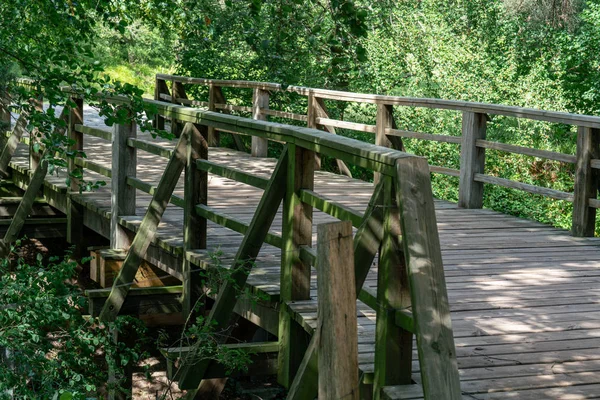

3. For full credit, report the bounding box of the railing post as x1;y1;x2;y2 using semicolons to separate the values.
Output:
373;175;412;399
306;91;321;170
171;81;188;138
251;88;269;157
207;83;220;147
375;104;399;184
278;143;315;387
572;126;600;237
153;76;170;130
0;89;11;142
110;111;136;249
317;220;358;400
458;111;487;208
66;96;85;253
182;123;208;317
29;95;43;170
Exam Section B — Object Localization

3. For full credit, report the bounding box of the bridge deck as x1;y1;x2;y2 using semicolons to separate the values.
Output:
9;114;600;399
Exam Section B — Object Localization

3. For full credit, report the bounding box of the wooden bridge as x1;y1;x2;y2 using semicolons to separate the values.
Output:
2;75;600;399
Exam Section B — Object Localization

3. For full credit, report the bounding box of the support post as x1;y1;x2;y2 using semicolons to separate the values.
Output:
171;81;188;138
458;111;487;208
0;89;10;135
306;91;321;170
67;97;84;254
110;113;136;249
396;156;461;399
207;84;220;147
572;126;600;237
373;176;412;399
251;88;269;157
154;77;170;130
317;220;359;400
375;104;401;184
278;143;314;387
29;95;43;170
182;123;208;318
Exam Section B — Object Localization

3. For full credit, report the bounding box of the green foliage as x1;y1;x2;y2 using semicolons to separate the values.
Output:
0;244;148;399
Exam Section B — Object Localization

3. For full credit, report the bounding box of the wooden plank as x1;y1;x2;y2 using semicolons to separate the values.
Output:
68;97;84;192
375;104;397;184
317;221;359;400
182;123;208;317
278;143;315;387
572;126;600;236
395;156;461;399
299;188;363;227
374;176;412;397
458;111;487;208
312;97;353;177
196;159;269;189
98;130;188;322
213;87;246;151
262;108;308;122
316;117;377;134
194;204;282;248
474;173;574;202
75;124;111;141
74;157;112;178
171;81;188;137
126;176;184;208
176;147;289;390
252;88;269;157
0;111;29;177
154;77;170;129
0;159;48;257
111;117;136;249
127;138;173;158
386;128;462;144
476;139;576;163
207;84;219;146
29;96;43;170
287;182;385;400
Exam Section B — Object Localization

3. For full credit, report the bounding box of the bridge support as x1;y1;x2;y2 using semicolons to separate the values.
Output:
459;111;487;208
573;126;600;237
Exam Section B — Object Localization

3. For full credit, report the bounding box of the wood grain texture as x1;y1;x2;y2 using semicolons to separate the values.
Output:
572;127;600;237
251;88;269;157
458;111;487;208
317;220;358;400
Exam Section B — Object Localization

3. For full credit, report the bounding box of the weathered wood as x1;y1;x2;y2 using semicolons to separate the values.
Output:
317;220;359;400
154;77;170;129
476;139;576;164
312;97;353;177
176;148;288;390
207;84;220;146
68;97;84;192
458;111;487;208
110;116;136;249
29;96;43;170
262;108;308;122
0;91;10;137
171;81;188;137
251;88;269;157
375;104;398;183
373;176;412;399
386;128;461;145
299;188;363;227
212;86;246;151
395;156;461;399
0;111;29;177
287;182;385;400
278;143;315;387
0;159;48;257
473;173;574;202
572;127;600;237
99;131;188;322
182;123;208;317
196;159;269;189
317;117;376;134
75;124;111;141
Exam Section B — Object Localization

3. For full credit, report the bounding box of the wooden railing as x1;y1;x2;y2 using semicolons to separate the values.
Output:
1;85;463;398
156;74;600;237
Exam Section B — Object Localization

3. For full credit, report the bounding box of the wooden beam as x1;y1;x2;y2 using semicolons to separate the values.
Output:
278;143;314;387
196;159;269;189
0;110;29;178
317;221;358;400
212;86;246;152
395;156;461;399
29;96;43;171
171;81;189;137
110;114;136;249
572;126;600;236
287;182;385;400
182;123;208;317
373;176;412;399
251;88;269;157
176;147;289;390
458;111;487;208
0;159;48;257
312;97;353;177
154;77;170;130
99;130;189;322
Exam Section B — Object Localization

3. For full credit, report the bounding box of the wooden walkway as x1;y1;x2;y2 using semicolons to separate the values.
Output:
8;111;600;399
